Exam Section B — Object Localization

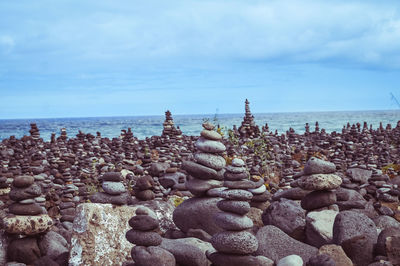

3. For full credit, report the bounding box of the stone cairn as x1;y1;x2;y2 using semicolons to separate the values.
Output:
296;157;342;212
134;175;156;201
182;122;226;197
29;123;40;140
238;99;260;138
126;207;175;266
162;110;182;139
90;172;130;205
208;158;260;265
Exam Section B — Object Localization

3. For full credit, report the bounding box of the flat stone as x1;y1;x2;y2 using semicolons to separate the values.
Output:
303;157;336;175
129;215;159;231
19;199;35;204
9;203;43;215
182;161;223;180
195;153;226;171
272;187;311;201
231;158;245;167
224;179;263;189
307;254;335;266
136;190;155;201
3;214;53;235
126;229;162;246
89;191;131;205
224;172;249;181
12;175;34;188
196;137;226;153
186;178;223;197
301;190;337;211
9;183;42;201
296;174;342;191
102;181;126;195
346;168;372;184
249;184;266;194
211;231;258;254
214;211;253;230
217;200;251;215
101;172;122;182
255;225;318;263
221;189;253;200
202;122;215;130
201;129;222;141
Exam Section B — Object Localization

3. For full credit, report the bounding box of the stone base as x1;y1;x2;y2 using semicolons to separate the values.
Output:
3;214;53;235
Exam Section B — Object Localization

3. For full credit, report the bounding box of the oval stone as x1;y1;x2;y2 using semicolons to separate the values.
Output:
217;200;251;215
248;185;267;195
214;212;253;231
196;137;226;153
201;130;222;141
297;174;342;191
211;231;258;254
221;189;253;200
186;178;223;197
195;153;226;171
226;165;246;174
12;175;34;188
9;203;43;215
102;181;126;195
126;229;162;246
129;215;159;231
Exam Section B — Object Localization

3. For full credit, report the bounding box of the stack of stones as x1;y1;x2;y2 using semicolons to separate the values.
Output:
60;128;67;141
29;123;40;140
296;157;341;212
162;110;182;139
3;175;53;235
208;158;259;265
182;122;226;197
238;99;260;138
90;172;130;205
126;207;175;265
134;175;156;201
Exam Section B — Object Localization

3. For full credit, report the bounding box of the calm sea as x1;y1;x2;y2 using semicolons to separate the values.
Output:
0;110;399;141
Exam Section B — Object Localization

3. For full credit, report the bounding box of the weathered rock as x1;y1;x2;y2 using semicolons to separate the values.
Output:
149;162;169;177
376;227;400;256
201;129;222;141
102;181;126;195
39;231;69;261
211;231;258;254
306;210;338;248
208;252;273;266
186;178;223;196
196;137;226;153
130;246;176;266
272;187;311;201
195;153;226;170
7;237;40;265
161;237;212;266
69;203;136;266
173;197;223;235
217;200;251;215
255;225;318;263
303;157;336;175
262;199;306;241
386;235;400;266
346;168;372;184
296;174;342;191
332;210;378;266
89;191;131;205
3;214;53;235
135;200;177;234
318;244;353;266
214;211;253;231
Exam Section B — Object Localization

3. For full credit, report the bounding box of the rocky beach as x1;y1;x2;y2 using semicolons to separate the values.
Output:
0;100;399;266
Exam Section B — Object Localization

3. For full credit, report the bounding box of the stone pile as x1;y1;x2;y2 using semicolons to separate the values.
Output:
29;123;40;140
59;128;68;141
182;122;226;197
208;158;261;265
3;175;53;235
126;207;175;266
238;99;260;138
90;172;131;205
162;110;182;139
134;175;156;201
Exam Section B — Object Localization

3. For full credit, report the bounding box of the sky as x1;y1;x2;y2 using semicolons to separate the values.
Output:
1;0;400;119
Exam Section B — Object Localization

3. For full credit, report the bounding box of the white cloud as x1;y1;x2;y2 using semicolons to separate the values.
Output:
0;35;14;54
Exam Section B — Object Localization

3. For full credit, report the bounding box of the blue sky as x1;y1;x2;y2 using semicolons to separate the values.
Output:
1;0;400;118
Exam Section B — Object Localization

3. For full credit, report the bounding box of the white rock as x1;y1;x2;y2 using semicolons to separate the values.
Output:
277;254;303;266
306;210;338;247
248;184;266;194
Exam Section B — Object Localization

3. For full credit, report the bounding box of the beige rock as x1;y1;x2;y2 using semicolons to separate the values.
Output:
297;174;342;190
3;214;53;235
319;244;353;266
0;188;10;196
247;207;264;228
306;210;338;247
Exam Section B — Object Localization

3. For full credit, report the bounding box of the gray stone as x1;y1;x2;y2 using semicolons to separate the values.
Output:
195;153;226;170
149;162;169;177
376;227;400;256
9;183;42;201
374;215;400;231
173;197;223;235
272;187;311;201
301;190;337;211
303;157;336;175
129;215;159;231
0;230;7;266
226;165;246;174
182;161;223;180
38;231;69;260
195;137;226;153
131;246;175;266
89;191;131;205
306;210;338;248
214;211;253;231
211;231;258;254
207;252;272;266
346;168;372;184
221;189;253;200
186;178;223;196
262;199;306;241
102;181;126;195
126;229;162;246
8;237;40;265
332;210;378;266
296;174;342;191
307;254;336;266
217;200;251;215
101;172;123;182
201;129;222;141
277;255;303;266
161;238;211;266
255;225;318;263
231;158;245;167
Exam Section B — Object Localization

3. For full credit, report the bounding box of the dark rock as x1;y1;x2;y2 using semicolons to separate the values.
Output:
12;175;34;188
303;157;336;175
89;191;131;205
126;229;162;246
9;203;43;215
182;161;222;180
129;215;159;231
160;238;210;266
100;172;123;182
307;254;336;266
7;237;41;264
9;183;41;201
376;227;400;256
301;190;337;211
130;246;175;266
207;252;270;266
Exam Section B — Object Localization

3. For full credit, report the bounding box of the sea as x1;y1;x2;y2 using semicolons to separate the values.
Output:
0;110;399;141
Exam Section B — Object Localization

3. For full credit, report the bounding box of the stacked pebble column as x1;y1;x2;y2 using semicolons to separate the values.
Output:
208;158;259;265
126;207;175;266
182;122;226;197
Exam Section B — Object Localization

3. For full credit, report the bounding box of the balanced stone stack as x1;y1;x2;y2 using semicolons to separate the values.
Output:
182;122;226;197
29;123;40;140
162;110;182;139
208;158;259;265
90;172;130;205
3;175;53;235
126;207;175;266
295;157;341;212
59;128;67;141
238;99;260;138
134;175;156;201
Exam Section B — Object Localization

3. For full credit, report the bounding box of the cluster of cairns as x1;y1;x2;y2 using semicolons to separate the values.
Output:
0;104;399;265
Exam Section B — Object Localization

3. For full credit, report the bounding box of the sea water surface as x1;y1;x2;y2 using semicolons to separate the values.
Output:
0;110;399;141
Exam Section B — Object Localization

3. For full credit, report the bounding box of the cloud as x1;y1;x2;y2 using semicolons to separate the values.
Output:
0;35;14;54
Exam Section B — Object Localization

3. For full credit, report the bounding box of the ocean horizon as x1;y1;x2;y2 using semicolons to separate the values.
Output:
1;109;399;141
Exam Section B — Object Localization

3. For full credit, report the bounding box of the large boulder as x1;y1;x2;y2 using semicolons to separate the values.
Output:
38;231;69;261
173;197;223;235
303;157;336;175
305;210;338;248
7;237;40;265
69;203;136;266
332;210;378;266
262;199;306;241
255;225;318;263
